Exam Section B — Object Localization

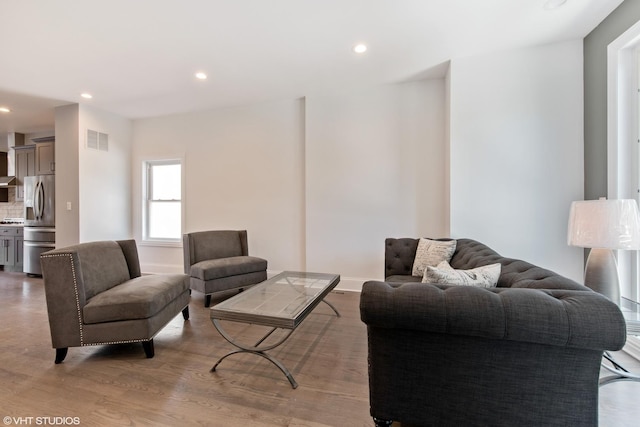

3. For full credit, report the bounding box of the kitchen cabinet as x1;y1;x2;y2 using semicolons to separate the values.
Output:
33;137;55;175
14;145;35;201
0;227;23;272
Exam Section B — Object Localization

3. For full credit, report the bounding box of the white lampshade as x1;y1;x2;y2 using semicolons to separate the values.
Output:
568;199;640;250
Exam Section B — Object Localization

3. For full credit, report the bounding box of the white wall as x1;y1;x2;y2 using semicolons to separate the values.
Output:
449;40;584;281
132;99;305;275
131;82;447;290
94;39;583;288
78;105;133;242
54;103;132;248
54;104;80;248
305;81;448;284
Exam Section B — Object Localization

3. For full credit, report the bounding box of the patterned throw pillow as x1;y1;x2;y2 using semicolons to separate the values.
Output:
422;261;501;288
411;238;457;277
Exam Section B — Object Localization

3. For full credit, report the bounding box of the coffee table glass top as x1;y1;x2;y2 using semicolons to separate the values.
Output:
210;271;340;329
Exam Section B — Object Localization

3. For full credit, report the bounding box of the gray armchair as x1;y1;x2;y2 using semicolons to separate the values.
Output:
182;230;267;307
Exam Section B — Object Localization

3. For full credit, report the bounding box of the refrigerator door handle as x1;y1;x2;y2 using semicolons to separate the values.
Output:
34;181;39;220
36;181;44;220
40;181;45;219
32;181;39;220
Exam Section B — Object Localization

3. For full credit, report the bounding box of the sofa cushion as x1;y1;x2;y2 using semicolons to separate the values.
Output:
412;238;456;277
422;261;501;288
83;273;189;324
75;241;132;300
190;256;267;281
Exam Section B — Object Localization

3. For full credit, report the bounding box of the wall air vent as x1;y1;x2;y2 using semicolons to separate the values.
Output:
87;129;108;152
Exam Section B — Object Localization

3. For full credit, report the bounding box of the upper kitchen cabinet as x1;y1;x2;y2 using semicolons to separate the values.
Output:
33;136;55;175
14;145;35;201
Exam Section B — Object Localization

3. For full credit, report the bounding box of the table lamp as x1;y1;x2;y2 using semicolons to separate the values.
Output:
567;198;640;304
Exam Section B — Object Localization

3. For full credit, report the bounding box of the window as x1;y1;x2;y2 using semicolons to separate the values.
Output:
609;22;640;360
143;159;182;242
607;23;640;302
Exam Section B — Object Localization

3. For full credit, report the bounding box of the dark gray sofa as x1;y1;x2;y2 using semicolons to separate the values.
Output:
360;238;627;427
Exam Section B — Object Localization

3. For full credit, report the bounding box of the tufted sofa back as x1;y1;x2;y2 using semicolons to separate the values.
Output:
385;237;454;278
385;237;588;291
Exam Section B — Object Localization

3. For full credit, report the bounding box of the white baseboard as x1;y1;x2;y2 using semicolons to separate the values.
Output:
334;276;368;292
142;264;372;293
141;263;183;275
267;270;369;293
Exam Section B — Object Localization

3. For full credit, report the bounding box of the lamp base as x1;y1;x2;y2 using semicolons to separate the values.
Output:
584;248;620;305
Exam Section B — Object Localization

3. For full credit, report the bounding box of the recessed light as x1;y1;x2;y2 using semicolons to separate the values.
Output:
353;44;367;54
544;0;567;10
195;72;207;80
0;107;10;113
81;93;93;99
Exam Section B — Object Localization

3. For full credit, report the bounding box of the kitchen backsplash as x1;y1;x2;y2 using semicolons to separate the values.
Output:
0;188;24;219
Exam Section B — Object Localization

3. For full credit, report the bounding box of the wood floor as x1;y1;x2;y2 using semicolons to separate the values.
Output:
1;272;639;426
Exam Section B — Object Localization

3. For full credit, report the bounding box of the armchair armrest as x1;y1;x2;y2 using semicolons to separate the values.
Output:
360;281;626;351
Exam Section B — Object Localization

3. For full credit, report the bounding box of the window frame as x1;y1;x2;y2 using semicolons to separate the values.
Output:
142;158;184;245
607;21;640;359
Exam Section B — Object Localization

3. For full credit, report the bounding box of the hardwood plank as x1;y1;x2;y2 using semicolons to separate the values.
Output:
0;273;371;426
0;272;637;426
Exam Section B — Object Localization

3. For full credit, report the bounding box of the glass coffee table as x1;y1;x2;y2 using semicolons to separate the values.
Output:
209;271;340;389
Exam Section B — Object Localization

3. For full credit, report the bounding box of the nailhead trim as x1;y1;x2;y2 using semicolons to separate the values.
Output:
84;339;148;346
42;252;84;345
42;252;188;348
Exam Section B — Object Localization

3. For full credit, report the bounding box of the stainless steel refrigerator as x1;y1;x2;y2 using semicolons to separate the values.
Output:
24;175;55;276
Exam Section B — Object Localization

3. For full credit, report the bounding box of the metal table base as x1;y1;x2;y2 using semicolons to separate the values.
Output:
211;299;340;389
600;297;640;387
600;351;640;386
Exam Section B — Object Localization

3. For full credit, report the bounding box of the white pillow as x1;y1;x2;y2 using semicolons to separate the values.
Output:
422;261;501;288
412;238;457;277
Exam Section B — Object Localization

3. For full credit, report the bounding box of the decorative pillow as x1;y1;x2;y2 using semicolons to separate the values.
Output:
411;238;457;277
422;261;501;288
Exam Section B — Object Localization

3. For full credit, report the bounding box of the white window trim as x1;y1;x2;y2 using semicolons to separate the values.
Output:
608;20;640;361
607;20;640;302
141;158;185;247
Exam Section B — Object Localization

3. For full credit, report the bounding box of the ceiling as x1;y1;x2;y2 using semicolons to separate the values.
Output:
0;0;625;138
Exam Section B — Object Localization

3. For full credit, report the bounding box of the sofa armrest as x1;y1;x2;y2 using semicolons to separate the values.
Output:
360;281;626;351
41;251;86;349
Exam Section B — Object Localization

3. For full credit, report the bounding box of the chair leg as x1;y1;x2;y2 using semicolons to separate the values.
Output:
54;348;68;364
182;306;190;320
204;294;212;307
142;340;154;358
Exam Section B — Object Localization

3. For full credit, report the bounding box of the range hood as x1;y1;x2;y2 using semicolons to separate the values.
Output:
0;150;13;186
0;133;22;186
0;176;15;186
